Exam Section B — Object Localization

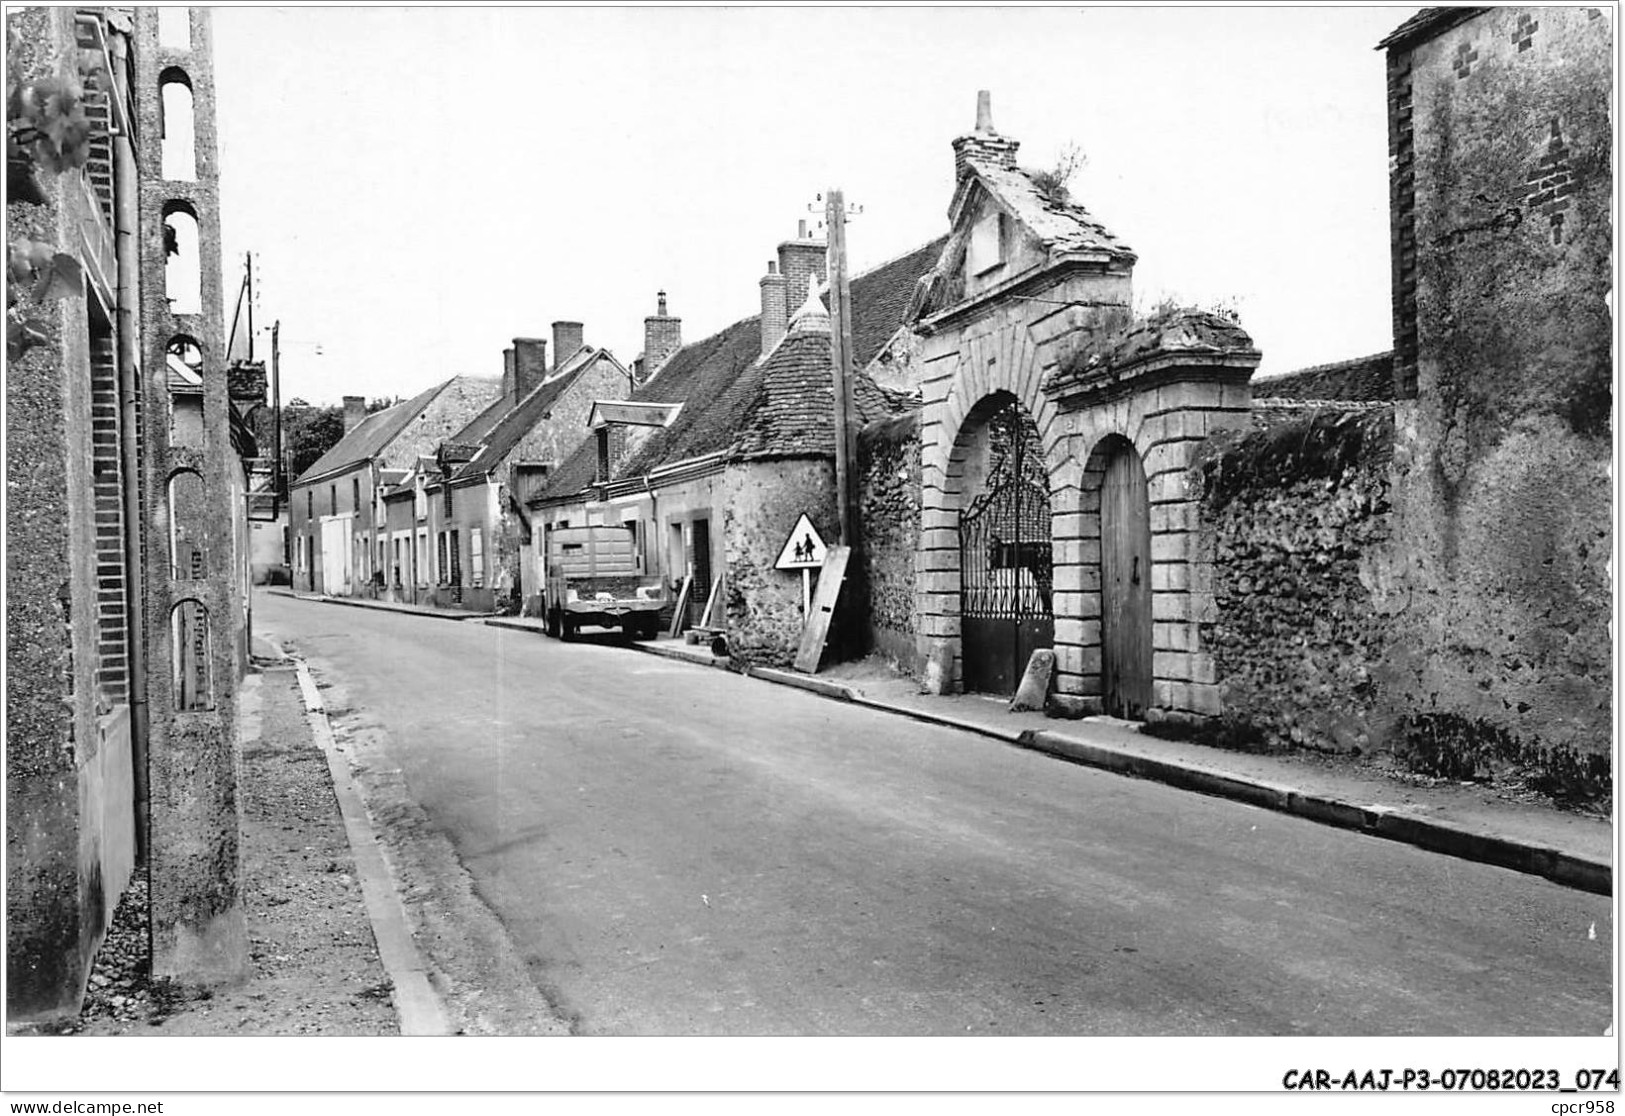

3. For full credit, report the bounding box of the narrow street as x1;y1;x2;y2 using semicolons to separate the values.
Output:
257;591;1612;1037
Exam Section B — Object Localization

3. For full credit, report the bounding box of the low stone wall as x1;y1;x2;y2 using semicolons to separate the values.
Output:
721;458;838;668
856;412;921;671
1193;407;1397;753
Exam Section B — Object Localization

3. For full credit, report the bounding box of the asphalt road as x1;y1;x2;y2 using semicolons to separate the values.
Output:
256;592;1613;1036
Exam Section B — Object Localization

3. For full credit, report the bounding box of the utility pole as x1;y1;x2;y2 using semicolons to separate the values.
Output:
823;188;859;549
271;320;282;503
245;251;254;362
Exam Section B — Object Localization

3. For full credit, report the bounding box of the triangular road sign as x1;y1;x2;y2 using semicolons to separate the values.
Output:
774;513;828;570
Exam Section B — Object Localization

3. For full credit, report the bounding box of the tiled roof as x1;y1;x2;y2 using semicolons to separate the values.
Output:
1376;7;1488;50
849;236;949;369
296;378;455;484
1253;351;1395;403
443;391;514;452
534;237;942;504
537;316;764;501
963;161;1134;261
450;347;625;484
731;327;911;460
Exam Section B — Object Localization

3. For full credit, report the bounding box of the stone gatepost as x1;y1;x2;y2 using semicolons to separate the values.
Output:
1043;310;1260;720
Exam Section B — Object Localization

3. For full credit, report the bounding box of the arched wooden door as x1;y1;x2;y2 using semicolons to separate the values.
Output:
1100;439;1152;718
959;399;1053;694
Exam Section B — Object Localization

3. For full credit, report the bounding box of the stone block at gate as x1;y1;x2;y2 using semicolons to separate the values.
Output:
1009;649;1055;712
921;640;956;695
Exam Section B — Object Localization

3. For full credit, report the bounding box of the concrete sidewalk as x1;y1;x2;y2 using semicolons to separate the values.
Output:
483;612;1612;895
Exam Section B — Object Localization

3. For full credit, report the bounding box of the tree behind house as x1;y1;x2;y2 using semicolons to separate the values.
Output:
259;396;399;484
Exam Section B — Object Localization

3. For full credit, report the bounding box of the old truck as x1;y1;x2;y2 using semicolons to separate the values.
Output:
543;525;667;640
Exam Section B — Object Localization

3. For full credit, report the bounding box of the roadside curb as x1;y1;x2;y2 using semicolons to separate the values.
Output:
749;666;857;701
1016;729;1611;897
295;603;1613;897
483;617;558;639
632;640;1612;897
292;659;452;1035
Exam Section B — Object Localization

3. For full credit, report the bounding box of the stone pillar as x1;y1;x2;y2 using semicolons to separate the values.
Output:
1047;312;1260;721
134;6;247;986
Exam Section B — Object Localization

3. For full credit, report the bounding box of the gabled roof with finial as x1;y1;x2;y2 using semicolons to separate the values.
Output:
909;91;1134;324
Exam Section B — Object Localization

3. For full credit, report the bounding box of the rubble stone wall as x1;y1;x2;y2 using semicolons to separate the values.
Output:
856;413;921;670
721;458;837;668
1194;407;1397;753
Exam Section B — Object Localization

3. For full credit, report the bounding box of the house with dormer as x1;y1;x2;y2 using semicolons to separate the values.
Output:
289;376;498;597
528;231;940;663
380;324;633;611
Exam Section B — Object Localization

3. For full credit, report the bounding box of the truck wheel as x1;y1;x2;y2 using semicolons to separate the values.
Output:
546;607;561;639
561;616;577;641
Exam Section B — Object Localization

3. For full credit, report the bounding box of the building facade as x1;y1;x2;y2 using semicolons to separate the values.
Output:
8;6;262;1021
287;376;497;597
530;234;937;661
417;330;631;612
1377;6;1612;767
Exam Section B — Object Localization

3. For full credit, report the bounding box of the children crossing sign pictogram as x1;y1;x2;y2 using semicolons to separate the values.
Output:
774;513;827;570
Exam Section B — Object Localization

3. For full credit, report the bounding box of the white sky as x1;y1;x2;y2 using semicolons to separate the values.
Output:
212;4;1416;407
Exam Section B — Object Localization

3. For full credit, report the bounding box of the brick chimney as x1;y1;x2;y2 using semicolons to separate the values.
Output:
513;337;547;396
777;220;827;315
501;347;516;402
642;291;681;382
342;395;366;434
759;260;788;356
551;321;584;371
952;89;1020;180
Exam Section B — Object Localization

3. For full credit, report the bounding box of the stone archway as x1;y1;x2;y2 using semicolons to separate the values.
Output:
915;312;1075;696
950;391;1053;694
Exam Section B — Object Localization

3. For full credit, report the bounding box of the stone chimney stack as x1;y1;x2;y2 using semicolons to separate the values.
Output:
551;321;584;371
501;347;516;402
952;89;1020;180
642;291;682;382
759;261;788;356
342;395;366;434
777;223;827;318
512;337;548;396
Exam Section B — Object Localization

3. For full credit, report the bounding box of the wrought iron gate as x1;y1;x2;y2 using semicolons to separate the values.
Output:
959;399;1053;694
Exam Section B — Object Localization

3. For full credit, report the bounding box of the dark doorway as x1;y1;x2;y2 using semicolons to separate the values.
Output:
689;518;712;627
959;399;1053;695
1100;437;1152;718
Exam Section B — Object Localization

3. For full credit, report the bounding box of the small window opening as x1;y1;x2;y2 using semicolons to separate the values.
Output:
163;205;202;314
159;71;196;181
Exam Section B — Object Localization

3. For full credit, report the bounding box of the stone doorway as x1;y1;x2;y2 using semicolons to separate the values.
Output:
1093;435;1153;718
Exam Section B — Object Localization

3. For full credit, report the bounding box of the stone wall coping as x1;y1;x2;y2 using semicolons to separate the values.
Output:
1046;351;1261;410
